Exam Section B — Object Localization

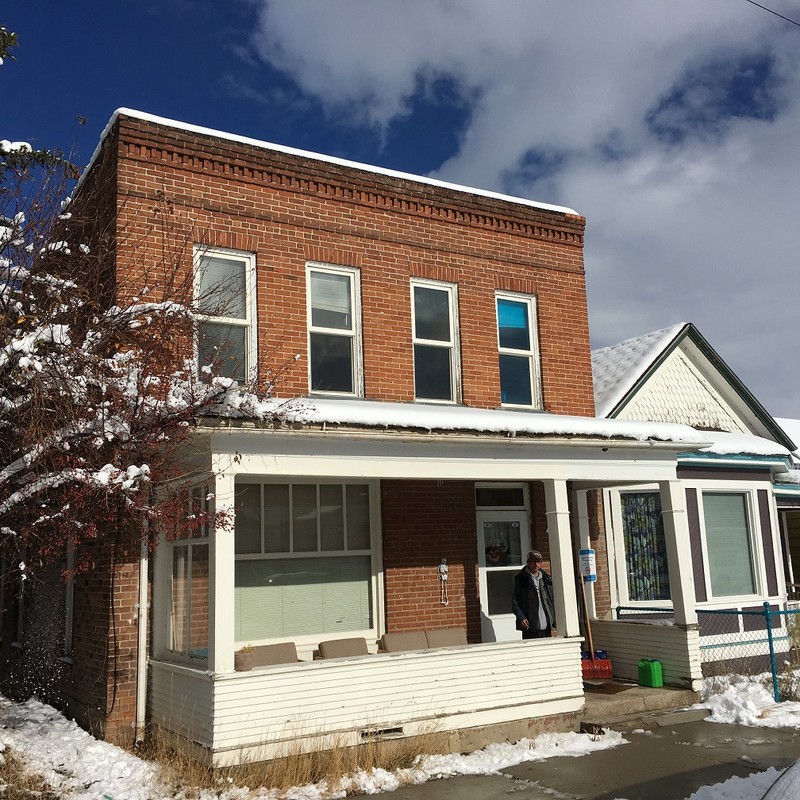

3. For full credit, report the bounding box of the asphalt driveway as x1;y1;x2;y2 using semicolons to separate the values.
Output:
390;721;800;800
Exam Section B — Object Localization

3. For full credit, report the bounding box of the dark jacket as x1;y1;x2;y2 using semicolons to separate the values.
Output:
512;566;555;631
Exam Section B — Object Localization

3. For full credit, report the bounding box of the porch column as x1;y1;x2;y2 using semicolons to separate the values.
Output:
209;469;236;673
544;479;580;637
574;489;596;619
658;479;698;626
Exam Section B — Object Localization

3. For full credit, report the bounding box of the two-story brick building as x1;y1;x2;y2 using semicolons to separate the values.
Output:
6;110;711;765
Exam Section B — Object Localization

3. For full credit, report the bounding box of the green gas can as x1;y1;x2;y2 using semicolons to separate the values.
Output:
638;658;663;688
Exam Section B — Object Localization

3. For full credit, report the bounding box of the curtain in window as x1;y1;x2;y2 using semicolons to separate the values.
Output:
621;492;671;601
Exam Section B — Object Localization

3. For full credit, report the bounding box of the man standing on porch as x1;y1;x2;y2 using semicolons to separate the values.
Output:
512;551;556;639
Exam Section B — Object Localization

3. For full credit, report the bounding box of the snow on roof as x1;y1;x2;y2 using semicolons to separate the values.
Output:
83;109;580;217
690;431;792;459
591;323;687;418
213;395;710;447
775;469;800;485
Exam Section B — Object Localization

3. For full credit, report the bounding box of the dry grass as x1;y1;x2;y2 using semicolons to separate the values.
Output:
137;726;448;797
0;749;60;800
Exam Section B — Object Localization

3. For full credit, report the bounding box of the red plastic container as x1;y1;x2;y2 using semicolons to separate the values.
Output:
582;657;613;679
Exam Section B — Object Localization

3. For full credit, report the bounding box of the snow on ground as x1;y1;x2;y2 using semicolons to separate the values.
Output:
698;673;800;730
0;674;798;800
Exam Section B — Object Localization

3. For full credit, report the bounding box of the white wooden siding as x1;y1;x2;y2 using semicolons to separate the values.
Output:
591;619;703;689
150;638;584;766
618;347;747;433
149;662;214;748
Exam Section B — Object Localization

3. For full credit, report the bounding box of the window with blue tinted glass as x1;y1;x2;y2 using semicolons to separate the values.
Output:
496;294;541;407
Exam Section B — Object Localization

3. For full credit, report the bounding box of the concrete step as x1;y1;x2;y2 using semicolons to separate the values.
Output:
581;680;704;731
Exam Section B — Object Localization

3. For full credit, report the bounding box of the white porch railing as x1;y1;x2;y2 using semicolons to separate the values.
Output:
150;637;584;766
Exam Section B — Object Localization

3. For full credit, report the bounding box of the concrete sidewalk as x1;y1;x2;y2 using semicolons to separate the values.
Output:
391;719;800;800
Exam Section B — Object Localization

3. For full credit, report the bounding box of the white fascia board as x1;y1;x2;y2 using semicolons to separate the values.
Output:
206;428;683;483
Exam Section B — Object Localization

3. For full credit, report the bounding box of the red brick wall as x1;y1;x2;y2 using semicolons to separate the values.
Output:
109;114;595;417
58;113;599;745
587;489;612;618
381;480;482;641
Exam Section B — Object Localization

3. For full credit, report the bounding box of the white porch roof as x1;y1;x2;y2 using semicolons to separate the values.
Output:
210;395;707;444
199;397;712;485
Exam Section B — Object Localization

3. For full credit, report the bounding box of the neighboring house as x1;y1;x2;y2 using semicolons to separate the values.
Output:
592;322;796;678
772;417;800;604
1;110;712;766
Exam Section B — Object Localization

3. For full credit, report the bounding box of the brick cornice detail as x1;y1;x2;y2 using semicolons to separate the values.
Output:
120;139;584;248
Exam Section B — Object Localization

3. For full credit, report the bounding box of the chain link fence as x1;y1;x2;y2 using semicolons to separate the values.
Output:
616;603;800;702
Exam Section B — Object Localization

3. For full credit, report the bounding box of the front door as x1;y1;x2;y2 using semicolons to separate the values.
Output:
477;509;530;642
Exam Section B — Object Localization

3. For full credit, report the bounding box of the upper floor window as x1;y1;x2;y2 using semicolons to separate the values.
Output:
307;264;362;395
496;293;541;408
411;280;460;402
194;247;256;382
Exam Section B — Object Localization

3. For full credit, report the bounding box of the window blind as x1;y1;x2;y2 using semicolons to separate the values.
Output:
704;492;755;597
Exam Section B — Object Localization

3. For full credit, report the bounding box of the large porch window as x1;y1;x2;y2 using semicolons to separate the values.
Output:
234;481;375;643
620;491;671;602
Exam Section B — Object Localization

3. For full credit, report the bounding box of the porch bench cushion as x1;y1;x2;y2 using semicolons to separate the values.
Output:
424;627;467;648
379;630;429;652
318;637;370;659
246;642;299;668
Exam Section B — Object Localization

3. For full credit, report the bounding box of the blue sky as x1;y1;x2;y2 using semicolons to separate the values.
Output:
6;0;800;417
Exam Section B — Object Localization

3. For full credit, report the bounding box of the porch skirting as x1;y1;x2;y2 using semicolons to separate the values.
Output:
149;637;585;767
591;619;703;690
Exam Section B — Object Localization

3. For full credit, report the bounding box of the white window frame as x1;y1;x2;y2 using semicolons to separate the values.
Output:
193;245;257;382
696;485;764;603
158;484;212;665
306;263;363;396
495;292;542;409
233;478;383;653
410;278;461;403
608;486;672;608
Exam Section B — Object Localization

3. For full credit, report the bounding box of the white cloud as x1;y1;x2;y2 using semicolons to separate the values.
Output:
248;0;800;416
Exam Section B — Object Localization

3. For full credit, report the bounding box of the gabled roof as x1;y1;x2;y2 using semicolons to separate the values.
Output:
591;322;795;451
592;323;686;419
